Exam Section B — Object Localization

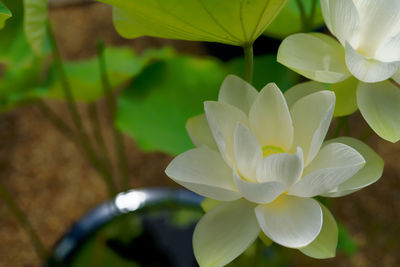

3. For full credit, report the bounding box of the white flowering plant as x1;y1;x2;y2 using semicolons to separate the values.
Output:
95;0;388;266
0;0;395;266
278;0;400;142
166;75;382;266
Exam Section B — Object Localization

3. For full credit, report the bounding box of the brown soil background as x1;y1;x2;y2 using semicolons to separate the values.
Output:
0;2;400;267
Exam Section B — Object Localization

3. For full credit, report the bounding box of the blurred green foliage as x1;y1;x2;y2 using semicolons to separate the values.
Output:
0;0;302;157
116;53;226;155
265;0;325;39
227;54;299;92
23;0;50;56
0;1;11;29
117;52;299;155
0;58;46;111
1;6;301;157
0;0;44;112
0;1;169;110
0;0;34;67
337;224;358;256
46;47;145;102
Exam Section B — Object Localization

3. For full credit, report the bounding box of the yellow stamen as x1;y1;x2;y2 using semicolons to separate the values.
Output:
262;145;285;158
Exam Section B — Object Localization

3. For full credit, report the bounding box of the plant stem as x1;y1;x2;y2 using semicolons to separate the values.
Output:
308;0;318;30
243;44;254;84
295;0;308;31
360;126;373;142
38;100;117;196
87;102;108;156
96;40;130;191
87;102;113;174
344;116;351;136
332;116;348;138
252;239;264;267
47;24;89;151
390;78;400;88
0;180;47;261
37;100;76;143
47;24;117;196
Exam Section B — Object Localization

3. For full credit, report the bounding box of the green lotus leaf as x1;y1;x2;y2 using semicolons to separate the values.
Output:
0;59;47;113
23;0;49;56
24;0;48;56
98;0;288;46
0;1;12;30
116;54;226;155
116;51;298;155
0;0;35;67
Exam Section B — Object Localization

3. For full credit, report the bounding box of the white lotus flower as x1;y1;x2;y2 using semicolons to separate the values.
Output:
165;75;383;267
277;0;400;142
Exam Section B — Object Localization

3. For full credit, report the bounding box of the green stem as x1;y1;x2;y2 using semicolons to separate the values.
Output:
96;40;130;191
390;78;400;88
295;0;308;31
38;100;117;196
87;102;113;174
37;100;76;143
252;239;264;267
308;0;318;30
344;116;351;136
243;44;254;84
47;24;117;196
47;23;88;150
332;116;348;138
360;126;373;142
0;180;47;261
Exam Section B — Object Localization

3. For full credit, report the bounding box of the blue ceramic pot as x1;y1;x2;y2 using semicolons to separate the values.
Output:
47;188;204;267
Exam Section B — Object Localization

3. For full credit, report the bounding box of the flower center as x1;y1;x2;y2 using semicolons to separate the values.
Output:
262;145;285;158
356;47;374;59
